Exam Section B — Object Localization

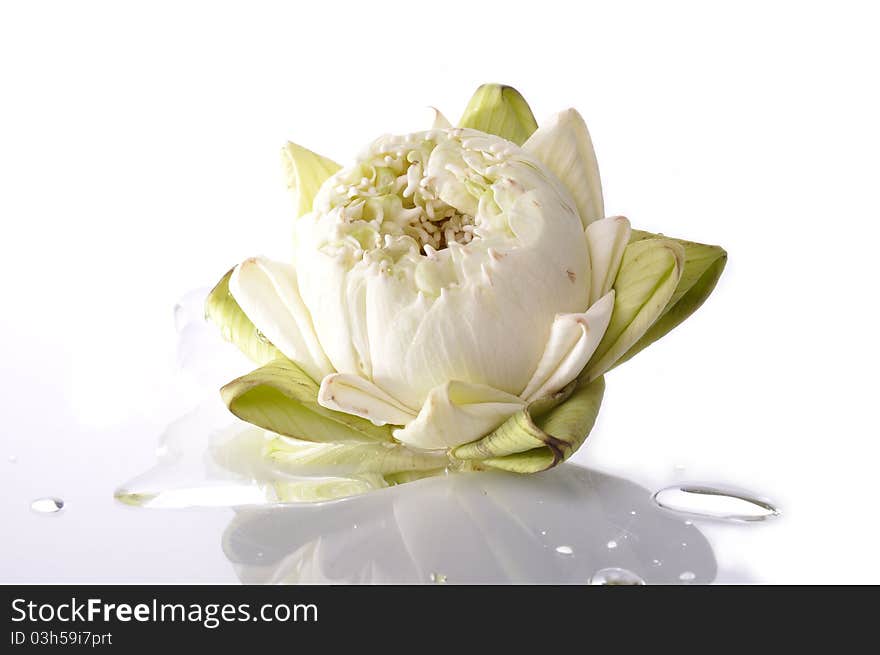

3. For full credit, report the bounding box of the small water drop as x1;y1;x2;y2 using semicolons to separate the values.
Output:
8;455;16;464
429;572;447;584
679;571;696;582
681;542;688;548
652;559;662;567
684;520;693;526
630;510;637;516
589;568;645;585
555;545;574;555
606;540;618;550
653;484;779;522
31;497;64;514
540;530;547;536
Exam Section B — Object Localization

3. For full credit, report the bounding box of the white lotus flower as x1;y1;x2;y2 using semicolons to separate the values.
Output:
207;84;726;479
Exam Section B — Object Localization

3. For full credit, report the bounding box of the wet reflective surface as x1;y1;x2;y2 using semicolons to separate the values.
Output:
0;288;784;583
221;466;716;584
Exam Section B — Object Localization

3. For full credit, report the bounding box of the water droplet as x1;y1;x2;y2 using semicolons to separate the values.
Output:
653;484;779;522
681;542;688;548
679;571;696;582
555;545;573;555
429;572;447;584
606;540;618;549
652;559;662;566
8;455;16;464
684;520;693;526
589;568;645;585
540;530;547;536
31;497;64;514
629;510;637;516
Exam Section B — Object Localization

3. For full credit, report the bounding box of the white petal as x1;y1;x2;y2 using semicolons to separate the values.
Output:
523;108;604;227
230;257;334;382
295;129;590;412
393;381;525;450
519;291;615;402
430;107;452;129
586;216;631;305
318;373;417;427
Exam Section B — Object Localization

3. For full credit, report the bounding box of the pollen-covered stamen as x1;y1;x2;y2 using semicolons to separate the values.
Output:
322;134;483;256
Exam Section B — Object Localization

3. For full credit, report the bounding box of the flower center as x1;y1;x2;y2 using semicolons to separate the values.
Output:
320;133;483;256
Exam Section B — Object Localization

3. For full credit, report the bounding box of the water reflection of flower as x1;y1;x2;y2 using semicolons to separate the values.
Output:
221;465;716;584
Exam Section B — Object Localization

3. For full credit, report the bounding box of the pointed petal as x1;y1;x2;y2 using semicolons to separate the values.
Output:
230;257;334;383
583;238;685;379
616;230;727;365
586;216;631;305
281;142;341;217
519;291;615;402
205;267;285;365
453;376;605;473
458;84;538;146
266;435;447;477
393;381;526;450
317;373;416;427
523;108;604;226
430;106;452;129
220;359;394;443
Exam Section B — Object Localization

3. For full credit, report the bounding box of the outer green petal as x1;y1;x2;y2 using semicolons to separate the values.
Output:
458;84;538;146
220;359;394;444
482;448;557;474
205;268;284;365
453;376;605;474
616;231;727;365
281;142;341;218
265;435;448;477
583;238;685;379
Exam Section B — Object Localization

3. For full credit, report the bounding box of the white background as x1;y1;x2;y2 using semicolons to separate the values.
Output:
1;1;878;583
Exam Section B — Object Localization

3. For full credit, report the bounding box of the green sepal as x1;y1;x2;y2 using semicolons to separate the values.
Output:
220;359;395;444
452;376;605;474
281;142;341;218
205;268;284;365
458;84;539;146
583;238;684;379
266;436;448;477
614;230;727;365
